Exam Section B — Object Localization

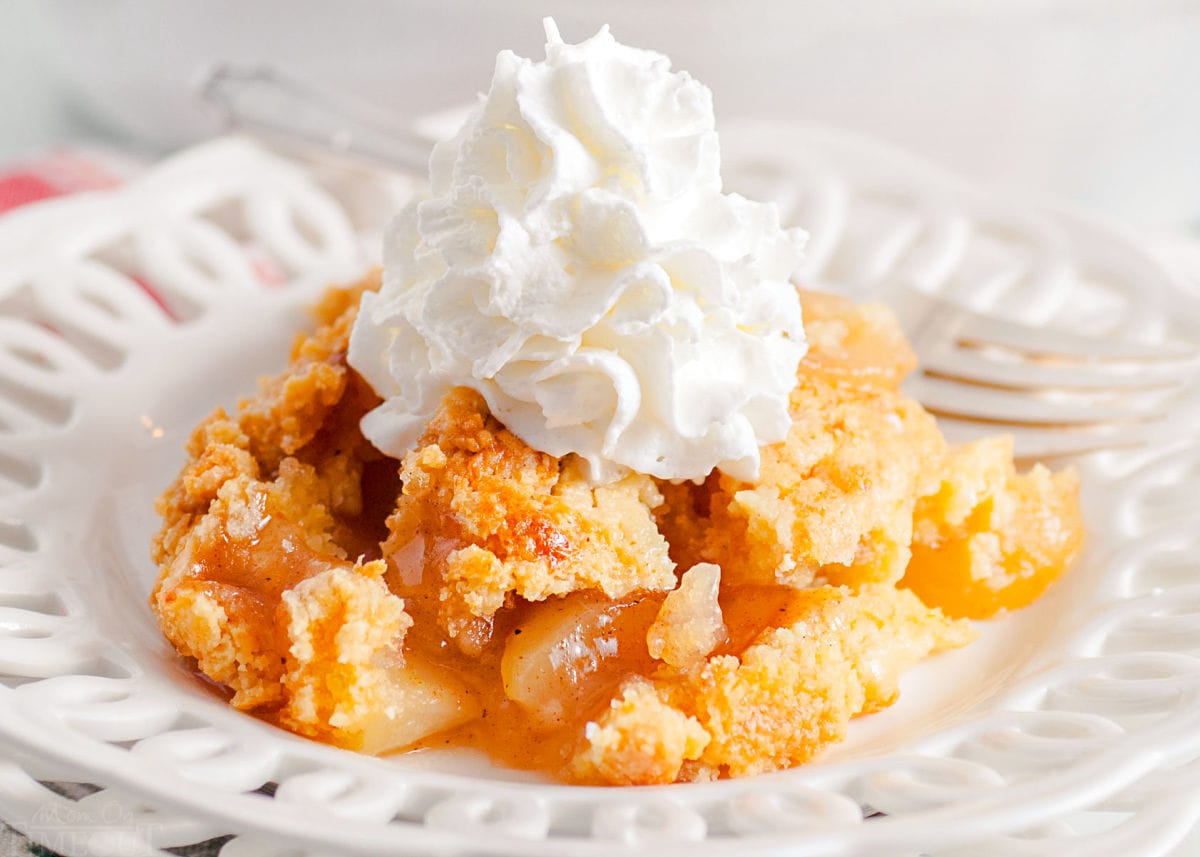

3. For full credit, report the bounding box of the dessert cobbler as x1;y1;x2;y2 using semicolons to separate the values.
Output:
152;278;1081;784
151;22;1083;785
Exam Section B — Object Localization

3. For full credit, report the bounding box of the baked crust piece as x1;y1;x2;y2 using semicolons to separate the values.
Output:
657;291;944;592
382;388;675;655
571;584;971;784
902;435;1084;618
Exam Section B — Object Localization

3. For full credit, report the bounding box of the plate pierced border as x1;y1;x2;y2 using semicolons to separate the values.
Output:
0;132;1198;856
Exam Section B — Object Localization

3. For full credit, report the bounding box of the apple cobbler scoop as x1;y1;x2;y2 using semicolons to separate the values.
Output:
153;279;475;751
152;277;1083;784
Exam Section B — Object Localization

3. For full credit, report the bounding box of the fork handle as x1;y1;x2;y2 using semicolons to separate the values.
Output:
197;63;433;174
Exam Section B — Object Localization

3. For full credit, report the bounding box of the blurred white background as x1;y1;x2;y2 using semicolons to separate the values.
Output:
1;0;1199;227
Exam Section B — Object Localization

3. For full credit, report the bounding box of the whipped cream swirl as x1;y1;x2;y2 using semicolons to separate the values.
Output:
349;19;807;482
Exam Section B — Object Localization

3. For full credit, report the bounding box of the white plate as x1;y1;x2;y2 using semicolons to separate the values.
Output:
0;128;1198;857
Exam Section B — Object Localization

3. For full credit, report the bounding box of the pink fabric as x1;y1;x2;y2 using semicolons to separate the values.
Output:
0;148;289;291
0;150;128;214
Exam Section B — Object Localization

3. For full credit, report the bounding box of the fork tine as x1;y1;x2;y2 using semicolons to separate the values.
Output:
920;347;1190;392
952;311;1198;363
933;417;1161;460
905;375;1170;426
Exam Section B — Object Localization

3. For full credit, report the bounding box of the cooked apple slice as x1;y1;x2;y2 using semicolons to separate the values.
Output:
359;655;481;754
501;592;662;729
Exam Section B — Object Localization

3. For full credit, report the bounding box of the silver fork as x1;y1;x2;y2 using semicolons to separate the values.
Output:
887;287;1197;458
198;63;1200;461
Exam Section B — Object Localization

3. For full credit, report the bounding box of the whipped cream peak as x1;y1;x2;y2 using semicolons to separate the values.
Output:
349;19;808;482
